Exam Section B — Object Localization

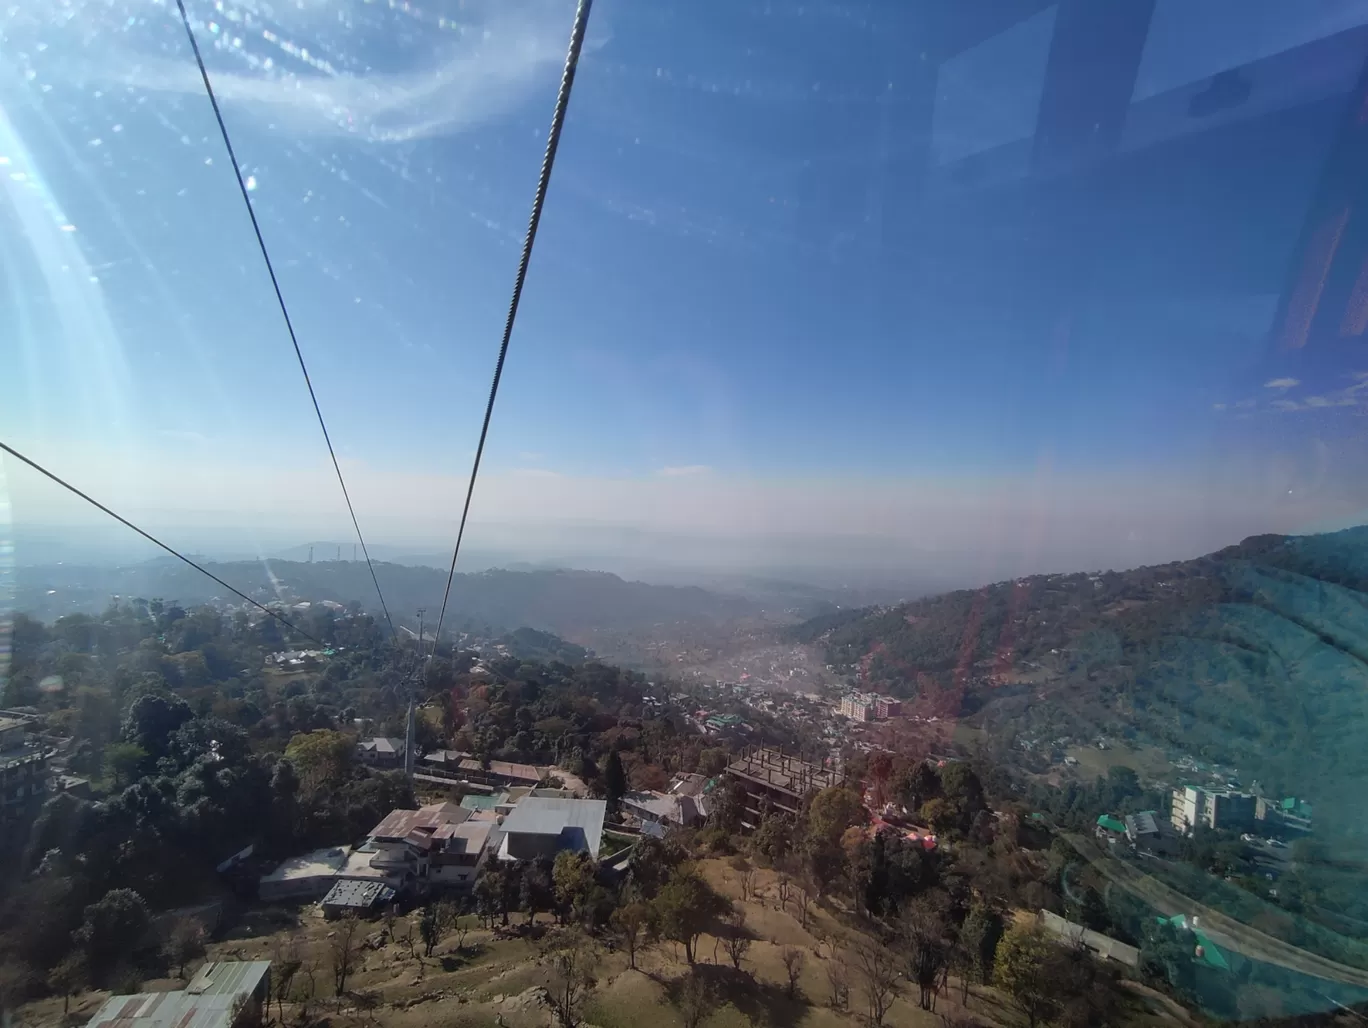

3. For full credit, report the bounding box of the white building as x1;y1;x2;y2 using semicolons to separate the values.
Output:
838;694;875;721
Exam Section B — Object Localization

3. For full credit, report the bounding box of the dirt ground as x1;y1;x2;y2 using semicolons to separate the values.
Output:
15;860;1184;1028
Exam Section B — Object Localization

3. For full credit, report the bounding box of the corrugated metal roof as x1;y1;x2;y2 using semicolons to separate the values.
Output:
323;879;395;910
87;963;269;1028
185;962;271;998
501;797;606;858
370;801;469;840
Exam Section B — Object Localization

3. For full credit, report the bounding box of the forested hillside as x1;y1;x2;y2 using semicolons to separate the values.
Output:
792;528;1368;837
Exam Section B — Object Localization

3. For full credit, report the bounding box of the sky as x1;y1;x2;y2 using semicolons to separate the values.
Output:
6;0;1368;584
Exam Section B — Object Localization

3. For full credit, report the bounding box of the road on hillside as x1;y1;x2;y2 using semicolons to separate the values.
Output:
1064;833;1368;989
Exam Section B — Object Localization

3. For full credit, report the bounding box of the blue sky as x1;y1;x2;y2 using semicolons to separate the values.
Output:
5;0;1368;577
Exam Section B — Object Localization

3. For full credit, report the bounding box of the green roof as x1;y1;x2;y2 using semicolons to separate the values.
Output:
1097;814;1126;833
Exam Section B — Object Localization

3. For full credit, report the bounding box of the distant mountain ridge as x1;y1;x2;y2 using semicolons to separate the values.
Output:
791;526;1368;837
14;560;764;640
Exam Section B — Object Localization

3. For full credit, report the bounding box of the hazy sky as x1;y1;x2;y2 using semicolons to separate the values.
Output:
5;0;1368;581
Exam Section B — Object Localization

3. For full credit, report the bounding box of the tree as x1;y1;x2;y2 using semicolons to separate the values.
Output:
121;692;193;757
856;942;899;1026
677;971;717;1028
419;904;444;957
270;936;303;1024
653;868;731;965
902;902;949;1011
825;954;850;1011
780;946;805;999
740;867;757;903
993;924;1060;1028
776;871;793;911
754;811;795;866
47;954;86;1015
104;742;150;788
807;787;865;848
553;850;596;924
330;913;362;998
610;902;650;970
794;884;813;928
546;931;598;1028
720;908;752;971
521;860;553;925
284;729;355;796
164;917;206;978
74;889;151;980
604;750;627;809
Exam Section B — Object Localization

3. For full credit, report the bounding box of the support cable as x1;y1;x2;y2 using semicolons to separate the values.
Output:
174;0;398;643
0;441;326;647
429;0;594;656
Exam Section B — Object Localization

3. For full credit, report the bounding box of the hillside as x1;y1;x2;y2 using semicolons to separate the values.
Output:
791;527;1368;837
14;561;763;640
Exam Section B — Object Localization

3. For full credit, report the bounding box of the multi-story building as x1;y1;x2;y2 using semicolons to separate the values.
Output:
838;694;874;721
0;717;52;832
875;696;902;719
1171;785;1256;834
725;747;846;830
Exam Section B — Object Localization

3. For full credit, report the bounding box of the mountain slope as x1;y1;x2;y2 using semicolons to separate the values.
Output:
792;527;1368;835
15;561;762;639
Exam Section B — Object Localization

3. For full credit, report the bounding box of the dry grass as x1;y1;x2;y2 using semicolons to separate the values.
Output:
14;857;1188;1028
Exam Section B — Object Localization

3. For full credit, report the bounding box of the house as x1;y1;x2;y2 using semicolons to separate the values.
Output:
322;880;396;920
258;847;349;901
357;737;406;768
668;773;708;798
423;751;546;789
620;790;704;829
429;820;497;887
368;802;472;881
497;797;607;861
1095;814;1127;842
1125;810;1179;855
86;961;271;1028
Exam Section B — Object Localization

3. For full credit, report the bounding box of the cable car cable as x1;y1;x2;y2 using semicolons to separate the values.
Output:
429;0;594;657
174;0;398;644
0;440;326;647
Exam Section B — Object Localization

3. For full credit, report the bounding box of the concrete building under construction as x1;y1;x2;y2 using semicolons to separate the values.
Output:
724;747;845;830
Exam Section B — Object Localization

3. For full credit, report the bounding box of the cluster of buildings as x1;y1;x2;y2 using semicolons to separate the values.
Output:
1169;784;1312;836
258;793;607;917
620;772;710;833
836;692;901;722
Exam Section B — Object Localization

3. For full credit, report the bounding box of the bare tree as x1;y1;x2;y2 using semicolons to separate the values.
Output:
856;942;899;1027
780;946;805;1000
47;954;86;1016
164;917;207;979
677;971;716;1028
611;902;650;971
330;914;363;1000
546;931;598;1028
450;914;473;955
776;872;792;912
825;954;850;1011
740;869;757;903
903;902;950;1012
794;887;813;929
270;936;303;1024
720;908;752;972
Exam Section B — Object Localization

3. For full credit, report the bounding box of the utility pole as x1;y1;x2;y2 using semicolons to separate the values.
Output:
308;545;313;563
404;608;427;783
